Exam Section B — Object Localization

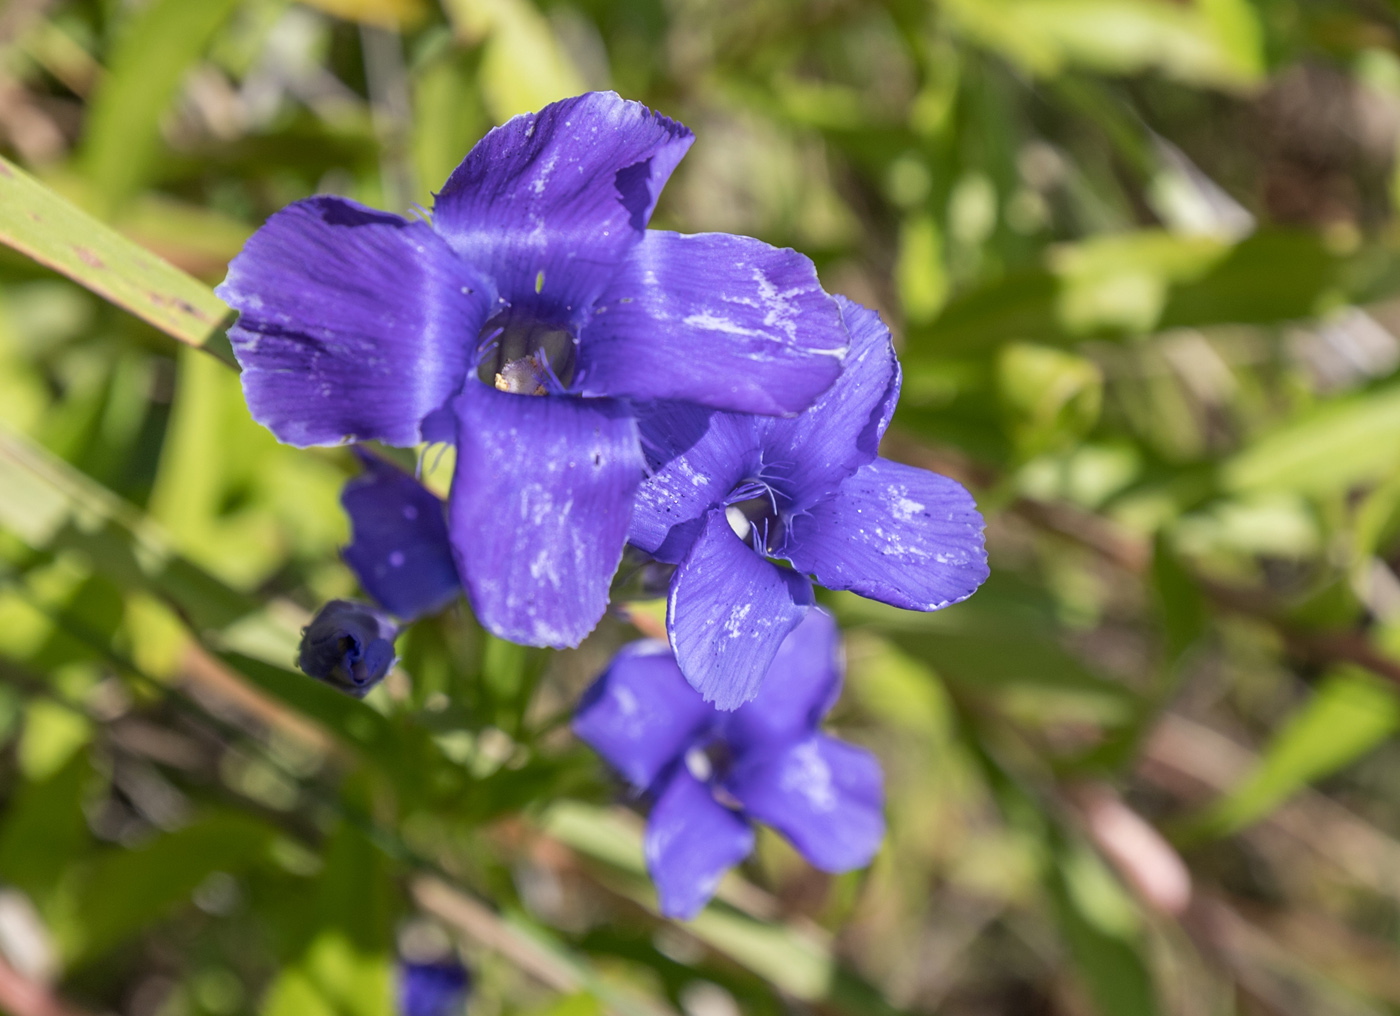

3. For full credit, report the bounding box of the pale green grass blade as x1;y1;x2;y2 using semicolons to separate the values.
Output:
0;156;233;359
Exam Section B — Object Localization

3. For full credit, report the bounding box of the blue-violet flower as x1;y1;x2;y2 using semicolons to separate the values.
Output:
218;92;851;651
629;297;990;708
399;958;470;1016
298;599;398;697
342;450;462;620
573;608;883;919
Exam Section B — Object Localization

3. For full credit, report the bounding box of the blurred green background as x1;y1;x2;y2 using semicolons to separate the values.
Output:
4;0;1400;1013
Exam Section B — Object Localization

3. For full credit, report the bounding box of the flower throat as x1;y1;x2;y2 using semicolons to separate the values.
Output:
475;310;577;395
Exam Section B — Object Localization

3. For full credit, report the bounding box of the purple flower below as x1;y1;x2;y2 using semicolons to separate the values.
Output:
399;958;470;1016
342;450;462;620
218;91;852;652
572;608;884;919
630;297;990;709
298;600;398;697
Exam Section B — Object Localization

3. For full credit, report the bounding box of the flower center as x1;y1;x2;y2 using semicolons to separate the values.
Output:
724;480;783;555
475;310;576;395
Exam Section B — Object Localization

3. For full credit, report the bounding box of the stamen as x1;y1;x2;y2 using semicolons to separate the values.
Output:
725;505;751;540
476;310;576;394
725;481;784;554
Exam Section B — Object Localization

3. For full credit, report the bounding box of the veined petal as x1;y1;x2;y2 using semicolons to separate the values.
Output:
218;196;493;448
726;734;884;872
724;607;842;754
667;508;812;710
449;384;643;648
761;296;900;515
341;451;460;620
645;769;753;920
785;458;989;611
433;92;693;320
573;641;714;792
577;231;847;414
629;403;760;563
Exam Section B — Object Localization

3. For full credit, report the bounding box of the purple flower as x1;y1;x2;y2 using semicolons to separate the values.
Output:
217;92;851;652
629;297;989;708
298;599;398;697
341;450;461;620
572;609;884;919
399;958;470;1016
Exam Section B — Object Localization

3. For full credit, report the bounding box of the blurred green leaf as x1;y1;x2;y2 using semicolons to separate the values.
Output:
65;812;275;962
1157;231;1339;330
943;0;1262;88
0;157;231;354
1186;667;1400;840
16;697;90;780
263;931;394;1016
0;423;257;631
82;0;243;210
0;749;93;903
443;0;586;122
1049;839;1158;1016
301;0;428;28
1221;382;1400;497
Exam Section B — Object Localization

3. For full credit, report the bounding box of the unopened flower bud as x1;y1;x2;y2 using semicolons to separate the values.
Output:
298;600;397;697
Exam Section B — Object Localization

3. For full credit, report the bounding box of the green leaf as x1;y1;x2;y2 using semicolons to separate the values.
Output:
262;931;394;1016
1187;667;1400;839
0;750;93;903
222;653;406;768
1221;382;1400;497
907;230;1344;362
0;423;257;631
835;581;1135;708
1157;231;1337;330
81;0;243;210
442;0;586;123
943;0;1262;89
1151;535;1209;662
1049;839;1158;1016
16;698;90;780
0;157;231;354
65;812;275;962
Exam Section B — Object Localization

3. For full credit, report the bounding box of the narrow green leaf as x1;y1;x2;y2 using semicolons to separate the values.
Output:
0;157;231;354
0;423;256;631
82;0;243;209
1187;667;1400;839
1221;382;1400;497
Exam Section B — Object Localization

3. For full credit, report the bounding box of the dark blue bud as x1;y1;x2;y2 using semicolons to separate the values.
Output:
298;600;398;697
398;958;470;1016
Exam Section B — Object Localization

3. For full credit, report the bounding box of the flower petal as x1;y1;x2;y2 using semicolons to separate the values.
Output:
645;769;753;920
573;640;714;791
667;508;813;710
629;403;760;563
448;383;643;648
761;296;900;516
341;451;460;619
723;607;842;753
433;92;693;319
218;196;494;448
786;457;989;611
726;734;884;872
577;231;848;414
398;960;470;1016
